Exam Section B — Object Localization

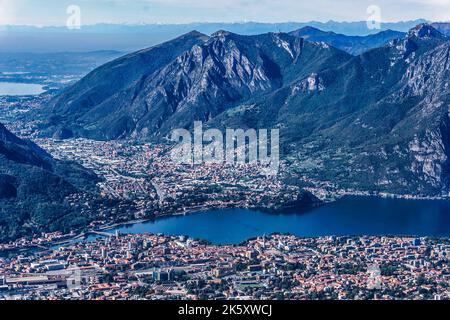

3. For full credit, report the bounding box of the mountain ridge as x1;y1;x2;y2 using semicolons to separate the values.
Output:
0;20;428;53
45;28;352;140
289;27;405;55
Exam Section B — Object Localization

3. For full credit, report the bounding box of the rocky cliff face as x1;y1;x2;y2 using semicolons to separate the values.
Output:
46;31;210;139
46;30;350;140
295;25;450;195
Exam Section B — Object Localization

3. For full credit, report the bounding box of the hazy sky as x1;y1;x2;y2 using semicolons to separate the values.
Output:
1;0;449;26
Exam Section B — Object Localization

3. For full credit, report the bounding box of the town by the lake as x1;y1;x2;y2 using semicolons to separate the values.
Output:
1;93;450;300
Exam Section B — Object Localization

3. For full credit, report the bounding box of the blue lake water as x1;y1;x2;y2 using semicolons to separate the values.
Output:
0;82;45;96
89;197;450;245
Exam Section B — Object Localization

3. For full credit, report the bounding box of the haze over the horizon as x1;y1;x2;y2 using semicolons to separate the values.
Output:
0;0;449;26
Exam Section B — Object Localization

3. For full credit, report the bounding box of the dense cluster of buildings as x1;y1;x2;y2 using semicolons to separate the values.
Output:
0;95;48;136
1;234;448;300
36;138;310;216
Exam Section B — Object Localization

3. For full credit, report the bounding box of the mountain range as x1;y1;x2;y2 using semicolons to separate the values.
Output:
42;23;450;197
289;27;405;55
0;20;429;53
432;22;450;35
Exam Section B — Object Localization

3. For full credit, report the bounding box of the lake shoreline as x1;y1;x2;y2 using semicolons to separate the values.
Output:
0;82;46;96
52;195;450;247
3;194;450;255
